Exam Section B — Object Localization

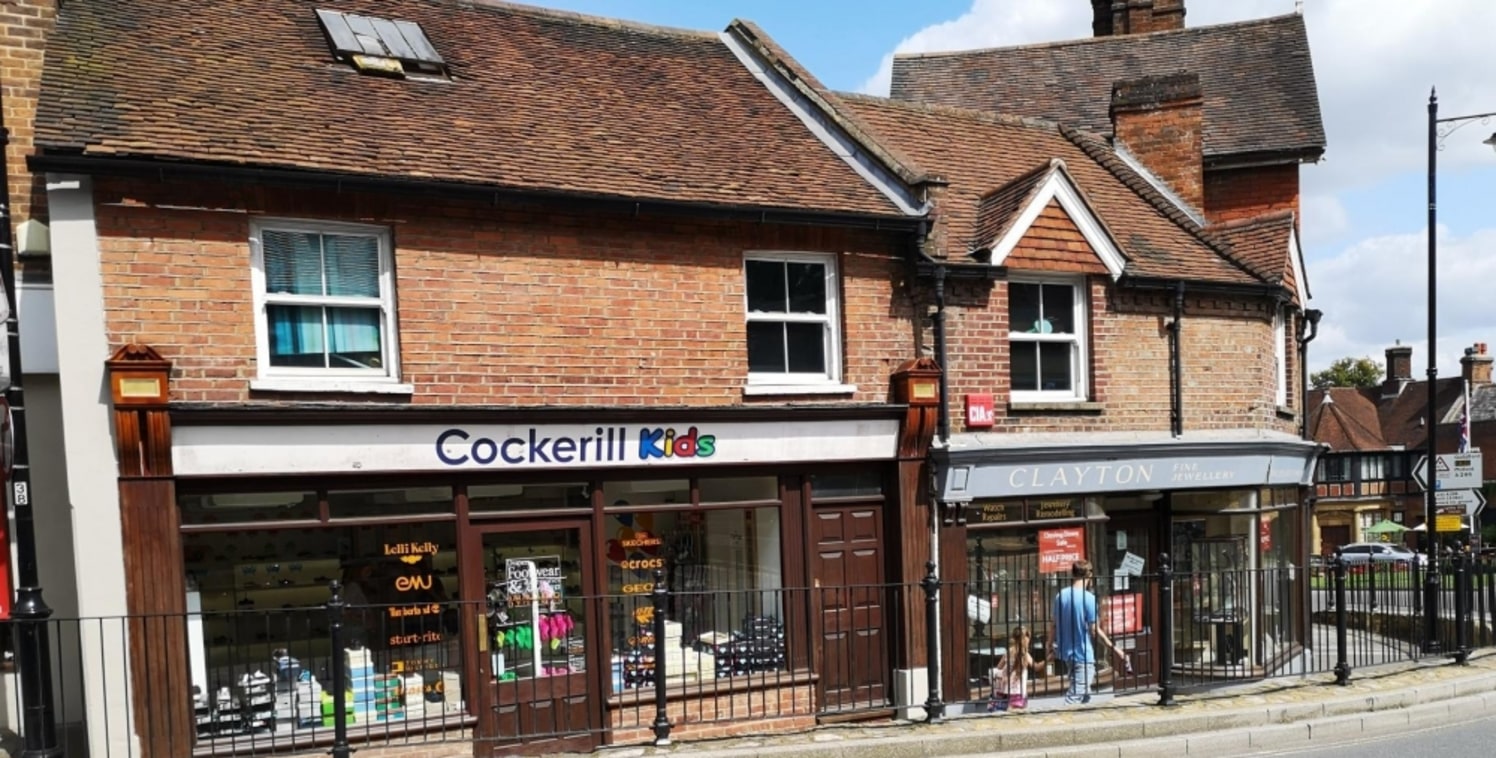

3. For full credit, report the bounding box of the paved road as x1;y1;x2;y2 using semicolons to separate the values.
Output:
1261;710;1496;757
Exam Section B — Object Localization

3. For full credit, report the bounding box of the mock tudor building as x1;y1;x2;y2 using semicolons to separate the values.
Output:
1308;343;1491;553
3;0;1328;755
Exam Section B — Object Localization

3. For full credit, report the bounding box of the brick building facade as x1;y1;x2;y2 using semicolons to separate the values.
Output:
3;0;1326;755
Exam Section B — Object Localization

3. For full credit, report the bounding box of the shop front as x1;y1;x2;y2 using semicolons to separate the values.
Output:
934;436;1319;701
141;406;907;755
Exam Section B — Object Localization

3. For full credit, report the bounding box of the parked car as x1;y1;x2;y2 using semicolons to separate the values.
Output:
1337;542;1427;567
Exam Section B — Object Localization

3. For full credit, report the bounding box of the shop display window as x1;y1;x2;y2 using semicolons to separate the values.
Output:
466;482;590;512
1170;488;1302;671
481;528;587;683
328;486;455;518
965;522;1106;685
602;479;786;689
181;491;320;525
182;488;463;740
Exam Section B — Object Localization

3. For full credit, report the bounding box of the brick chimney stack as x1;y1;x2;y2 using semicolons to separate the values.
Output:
1110;72;1204;211
1092;0;1187;36
1461;342;1492;385
1382;341;1413;398
1386;342;1412;382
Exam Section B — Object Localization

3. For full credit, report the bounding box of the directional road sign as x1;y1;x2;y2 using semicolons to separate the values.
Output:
1412;452;1483;492
1434;487;1487;519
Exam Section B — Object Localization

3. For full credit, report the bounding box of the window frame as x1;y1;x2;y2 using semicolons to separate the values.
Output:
1007;274;1089;403
1320;455;1352;483
249;218;401;386
1274;307;1288;407
742;251;844;389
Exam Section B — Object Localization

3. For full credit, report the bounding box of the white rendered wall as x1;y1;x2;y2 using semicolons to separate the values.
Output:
47;174;137;757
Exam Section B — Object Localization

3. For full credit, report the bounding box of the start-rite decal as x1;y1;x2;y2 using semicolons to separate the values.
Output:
436;426;717;466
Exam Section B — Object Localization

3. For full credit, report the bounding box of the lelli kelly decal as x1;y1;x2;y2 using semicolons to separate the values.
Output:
436;426;716;466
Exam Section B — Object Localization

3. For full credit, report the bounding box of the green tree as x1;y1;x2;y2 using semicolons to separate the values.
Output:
1310;356;1384;390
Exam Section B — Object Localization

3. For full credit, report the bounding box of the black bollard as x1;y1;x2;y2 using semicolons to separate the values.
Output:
1454;547;1470;665
1332;549;1350;685
328;580;351;758
922;560;943;723
1157;553;1175;706
651;568;672;745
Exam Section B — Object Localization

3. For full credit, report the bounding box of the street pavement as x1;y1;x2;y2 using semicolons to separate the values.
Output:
1259;709;1496;756
571;649;1496;758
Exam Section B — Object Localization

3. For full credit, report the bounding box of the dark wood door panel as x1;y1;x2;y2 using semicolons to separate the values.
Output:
811;505;889;712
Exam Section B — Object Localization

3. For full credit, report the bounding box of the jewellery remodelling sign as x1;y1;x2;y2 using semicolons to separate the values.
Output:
1028;497;1084;521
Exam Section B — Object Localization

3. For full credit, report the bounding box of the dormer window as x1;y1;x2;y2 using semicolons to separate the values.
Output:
316;9;446;78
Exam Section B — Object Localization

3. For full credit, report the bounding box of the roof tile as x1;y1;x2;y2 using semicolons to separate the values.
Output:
836;95;1259;284
35;0;905;218
890;14;1325;161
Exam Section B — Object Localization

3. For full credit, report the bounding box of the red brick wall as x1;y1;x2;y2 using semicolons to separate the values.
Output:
1002;200;1110;275
284;738;471;758
609;682;815;744
0;0;57;226
92;177;917;406
939;281;1296;436
1204;164;1300;225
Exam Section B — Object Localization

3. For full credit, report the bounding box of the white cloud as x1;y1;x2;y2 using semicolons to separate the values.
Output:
857;0;1083;95
1306;225;1496;374
1299;192;1349;250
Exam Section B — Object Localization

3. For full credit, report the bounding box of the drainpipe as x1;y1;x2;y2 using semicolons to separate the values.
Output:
932;260;951;444
1169;282;1185;437
1296;308;1323;439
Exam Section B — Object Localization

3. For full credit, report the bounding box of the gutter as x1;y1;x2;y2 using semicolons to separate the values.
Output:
27;153;926;233
1119;275;1288;300
1296;308;1323;439
1170;282;1185;437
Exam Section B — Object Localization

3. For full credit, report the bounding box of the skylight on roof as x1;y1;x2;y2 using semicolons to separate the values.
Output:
316;8;446;77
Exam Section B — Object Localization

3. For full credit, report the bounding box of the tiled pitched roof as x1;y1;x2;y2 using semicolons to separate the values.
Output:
1308;378;1465;452
970;161;1054;252
835;95;1260;284
1306;388;1385;452
1206;212;1296;287
34;0;908;218
890;14;1325;162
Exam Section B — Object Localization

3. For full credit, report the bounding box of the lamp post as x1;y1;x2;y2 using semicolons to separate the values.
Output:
0;129;60;753
1424;88;1496;654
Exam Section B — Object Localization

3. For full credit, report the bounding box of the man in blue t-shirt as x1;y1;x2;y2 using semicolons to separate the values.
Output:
1050;560;1125;704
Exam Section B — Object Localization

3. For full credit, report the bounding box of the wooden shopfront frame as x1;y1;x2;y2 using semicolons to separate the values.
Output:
127;403;911;756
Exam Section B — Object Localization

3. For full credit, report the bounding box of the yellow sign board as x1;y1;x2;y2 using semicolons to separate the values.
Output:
1435;513;1464;532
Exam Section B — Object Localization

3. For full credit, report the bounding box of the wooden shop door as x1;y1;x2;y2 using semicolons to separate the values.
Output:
811;504;889;712
470;521;599;756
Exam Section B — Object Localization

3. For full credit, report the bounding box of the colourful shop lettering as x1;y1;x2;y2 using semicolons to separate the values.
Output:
637;427;715;460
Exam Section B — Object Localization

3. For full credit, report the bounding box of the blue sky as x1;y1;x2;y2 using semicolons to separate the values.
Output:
523;1;1496;377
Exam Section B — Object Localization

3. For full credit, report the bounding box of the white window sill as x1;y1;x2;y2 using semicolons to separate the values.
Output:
249;378;415;395
742;383;857;397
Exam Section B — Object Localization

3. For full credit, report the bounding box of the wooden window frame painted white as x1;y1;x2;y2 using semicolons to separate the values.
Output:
1275;306;1288;407
743;251;849;393
248;218;406;393
1007;274;1089;403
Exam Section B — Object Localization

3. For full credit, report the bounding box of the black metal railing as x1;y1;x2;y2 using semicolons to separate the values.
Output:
4;553;1496;755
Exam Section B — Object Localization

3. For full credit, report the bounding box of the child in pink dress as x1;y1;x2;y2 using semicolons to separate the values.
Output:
989;625;1035;712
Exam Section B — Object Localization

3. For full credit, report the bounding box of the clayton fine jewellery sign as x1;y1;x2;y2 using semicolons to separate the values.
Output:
940;447;1315;500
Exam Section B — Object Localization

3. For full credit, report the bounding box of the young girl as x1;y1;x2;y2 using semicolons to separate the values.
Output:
989;626;1036;712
